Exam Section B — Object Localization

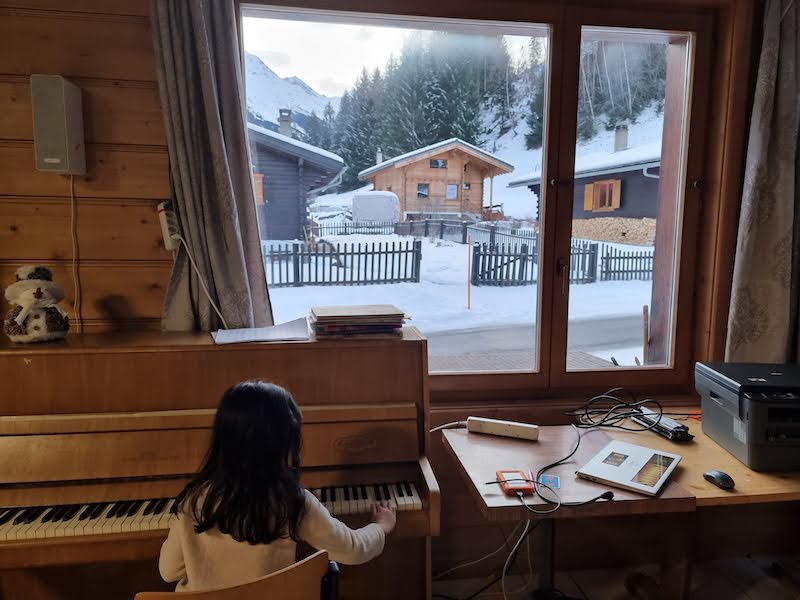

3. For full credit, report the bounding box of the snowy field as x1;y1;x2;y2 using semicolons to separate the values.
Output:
268;235;652;365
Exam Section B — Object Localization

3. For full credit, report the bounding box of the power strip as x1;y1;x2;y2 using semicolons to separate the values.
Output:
157;201;179;251
466;417;539;441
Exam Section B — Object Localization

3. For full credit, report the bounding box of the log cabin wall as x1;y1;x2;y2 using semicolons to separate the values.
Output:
0;0;171;334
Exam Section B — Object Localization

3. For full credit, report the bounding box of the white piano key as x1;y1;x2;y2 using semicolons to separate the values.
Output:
19;508;48;540
391;484;411;511
156;499;176;530
129;500;152;532
62;505;90;537
406;483;423;511
135;499;160;532
54;506;80;537
333;487;345;515
0;509;23;541
33;507;60;539
81;504;114;536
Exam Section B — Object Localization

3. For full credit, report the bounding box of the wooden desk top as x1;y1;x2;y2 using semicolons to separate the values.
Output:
612;418;800;507
442;426;695;522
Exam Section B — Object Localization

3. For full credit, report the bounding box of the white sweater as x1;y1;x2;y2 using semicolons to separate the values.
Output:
159;489;385;592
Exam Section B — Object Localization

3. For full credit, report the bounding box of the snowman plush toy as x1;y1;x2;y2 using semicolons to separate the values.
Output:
4;266;70;343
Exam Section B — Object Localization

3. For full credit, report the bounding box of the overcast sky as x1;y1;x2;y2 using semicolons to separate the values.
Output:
243;16;539;98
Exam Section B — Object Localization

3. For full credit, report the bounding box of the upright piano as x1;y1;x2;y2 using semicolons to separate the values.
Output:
0;327;439;600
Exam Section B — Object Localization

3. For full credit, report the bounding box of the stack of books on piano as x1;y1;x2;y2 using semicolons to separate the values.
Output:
310;304;405;339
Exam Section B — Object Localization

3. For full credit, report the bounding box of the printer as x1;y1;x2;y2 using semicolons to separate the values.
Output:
696;362;800;471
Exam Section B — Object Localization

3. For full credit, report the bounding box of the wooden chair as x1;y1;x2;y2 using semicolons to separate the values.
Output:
135;550;339;600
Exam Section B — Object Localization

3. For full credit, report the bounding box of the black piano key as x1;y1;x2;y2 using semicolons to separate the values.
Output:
78;504;95;520
321;488;328;503
330;488;336;502
109;501;128;519
25;507;46;524
0;508;20;526
395;483;405;497
126;501;143;517
382;484;391;501
49;506;67;522
152;499;168;515
344;487;350;501
13;508;31;525
142;499;157;516
90;503;108;519
62;505;81;521
373;485;382;501
403;482;413;496
350;486;358;501
41;506;58;523
360;485;368;501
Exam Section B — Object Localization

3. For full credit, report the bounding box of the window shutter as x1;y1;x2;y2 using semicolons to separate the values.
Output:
252;173;265;206
611;179;622;209
583;184;594;211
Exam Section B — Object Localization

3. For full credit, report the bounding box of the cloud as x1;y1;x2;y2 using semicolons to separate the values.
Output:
257;50;291;69
314;77;348;97
355;27;372;42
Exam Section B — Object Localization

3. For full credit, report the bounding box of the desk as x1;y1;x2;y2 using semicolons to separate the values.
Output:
443;426;696;599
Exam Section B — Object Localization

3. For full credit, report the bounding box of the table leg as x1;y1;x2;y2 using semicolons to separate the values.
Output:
657;512;693;600
536;519;555;590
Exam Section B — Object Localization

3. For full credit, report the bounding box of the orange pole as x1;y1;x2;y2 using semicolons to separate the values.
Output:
467;233;472;310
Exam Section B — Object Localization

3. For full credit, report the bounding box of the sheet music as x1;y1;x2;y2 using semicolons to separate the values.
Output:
212;317;310;344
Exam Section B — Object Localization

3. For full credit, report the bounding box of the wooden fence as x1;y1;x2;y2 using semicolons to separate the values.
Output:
600;246;654;281
262;240;422;288
471;241;599;286
306;221;395;237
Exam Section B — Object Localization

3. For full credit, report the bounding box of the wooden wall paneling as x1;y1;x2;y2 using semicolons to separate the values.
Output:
0;198;170;262
0;77;165;147
0;261;172;322
0;0;150;17
0;143;170;199
0;8;156;82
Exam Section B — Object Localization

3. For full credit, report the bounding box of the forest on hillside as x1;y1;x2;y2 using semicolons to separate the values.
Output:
301;31;668;191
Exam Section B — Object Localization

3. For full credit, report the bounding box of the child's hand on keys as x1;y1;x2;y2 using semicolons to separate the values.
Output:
371;502;396;535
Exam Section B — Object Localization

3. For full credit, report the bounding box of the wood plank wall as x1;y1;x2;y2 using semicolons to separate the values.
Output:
0;0;171;333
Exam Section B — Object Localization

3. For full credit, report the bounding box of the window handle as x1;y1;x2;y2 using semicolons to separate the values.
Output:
548;177;573;188
556;257;568;295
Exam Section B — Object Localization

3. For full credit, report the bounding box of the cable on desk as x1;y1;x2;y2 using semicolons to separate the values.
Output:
430;421;468;433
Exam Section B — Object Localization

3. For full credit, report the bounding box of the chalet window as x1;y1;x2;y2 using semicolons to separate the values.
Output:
583;180;621;212
240;5;712;396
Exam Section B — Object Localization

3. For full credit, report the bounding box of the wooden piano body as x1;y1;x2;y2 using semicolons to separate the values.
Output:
0;328;439;600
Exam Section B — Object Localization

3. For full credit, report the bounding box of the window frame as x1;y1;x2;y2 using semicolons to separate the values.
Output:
417;183;430;199
239;0;737;402
430;159;448;169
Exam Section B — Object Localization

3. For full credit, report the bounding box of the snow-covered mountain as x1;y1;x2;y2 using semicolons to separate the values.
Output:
244;52;339;129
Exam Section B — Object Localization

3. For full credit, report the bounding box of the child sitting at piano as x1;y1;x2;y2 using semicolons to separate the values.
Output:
159;380;396;592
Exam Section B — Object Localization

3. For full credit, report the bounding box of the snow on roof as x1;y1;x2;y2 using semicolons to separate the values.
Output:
247;123;344;165
358;137;514;179
507;141;662;188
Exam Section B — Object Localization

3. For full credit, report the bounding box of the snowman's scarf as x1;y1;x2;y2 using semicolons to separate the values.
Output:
15;298;67;326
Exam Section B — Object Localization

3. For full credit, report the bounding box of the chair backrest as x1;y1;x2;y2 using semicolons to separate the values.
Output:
135;550;336;600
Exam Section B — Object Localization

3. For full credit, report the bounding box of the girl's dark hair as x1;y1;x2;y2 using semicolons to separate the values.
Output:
174;381;305;545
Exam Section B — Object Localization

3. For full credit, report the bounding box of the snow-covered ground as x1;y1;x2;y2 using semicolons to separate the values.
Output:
268;235;652;365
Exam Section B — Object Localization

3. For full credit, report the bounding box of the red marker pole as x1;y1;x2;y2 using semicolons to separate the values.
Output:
467;233;471;310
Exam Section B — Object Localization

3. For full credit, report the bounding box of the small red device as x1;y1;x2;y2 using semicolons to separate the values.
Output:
496;470;535;496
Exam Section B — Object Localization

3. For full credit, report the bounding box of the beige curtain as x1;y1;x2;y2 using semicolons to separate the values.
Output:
726;0;799;362
151;0;273;331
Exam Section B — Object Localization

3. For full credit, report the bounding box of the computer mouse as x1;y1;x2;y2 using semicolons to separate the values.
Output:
703;469;735;490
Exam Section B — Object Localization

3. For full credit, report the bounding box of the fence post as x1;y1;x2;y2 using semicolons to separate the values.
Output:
440;220;445;239
424;219;430;238
520;243;529;283
292;243;301;287
489;225;497;246
412;240;422;282
588;243;598;283
461;222;468;244
471;243;481;285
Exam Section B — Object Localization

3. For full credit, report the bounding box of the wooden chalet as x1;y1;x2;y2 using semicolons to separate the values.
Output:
358;138;513;218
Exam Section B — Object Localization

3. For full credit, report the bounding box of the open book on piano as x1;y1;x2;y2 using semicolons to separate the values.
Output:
0;327;439;600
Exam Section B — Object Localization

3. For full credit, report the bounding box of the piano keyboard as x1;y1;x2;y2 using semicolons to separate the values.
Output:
0;482;421;542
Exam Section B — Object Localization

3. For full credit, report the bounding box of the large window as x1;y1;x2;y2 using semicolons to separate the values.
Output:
241;4;710;392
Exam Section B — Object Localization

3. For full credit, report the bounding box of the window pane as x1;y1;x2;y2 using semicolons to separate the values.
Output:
565;26;692;370
243;10;549;373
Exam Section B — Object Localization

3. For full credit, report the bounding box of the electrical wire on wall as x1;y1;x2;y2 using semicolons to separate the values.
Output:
69;174;82;333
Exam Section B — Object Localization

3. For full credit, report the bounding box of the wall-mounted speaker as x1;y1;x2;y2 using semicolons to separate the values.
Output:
30;74;86;175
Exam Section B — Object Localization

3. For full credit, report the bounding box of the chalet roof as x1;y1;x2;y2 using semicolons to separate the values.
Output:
507;141;661;188
247;123;344;171
358;138;514;180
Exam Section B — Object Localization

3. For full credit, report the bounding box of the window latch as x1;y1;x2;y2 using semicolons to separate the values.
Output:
556;257;569;295
548;177;573;188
